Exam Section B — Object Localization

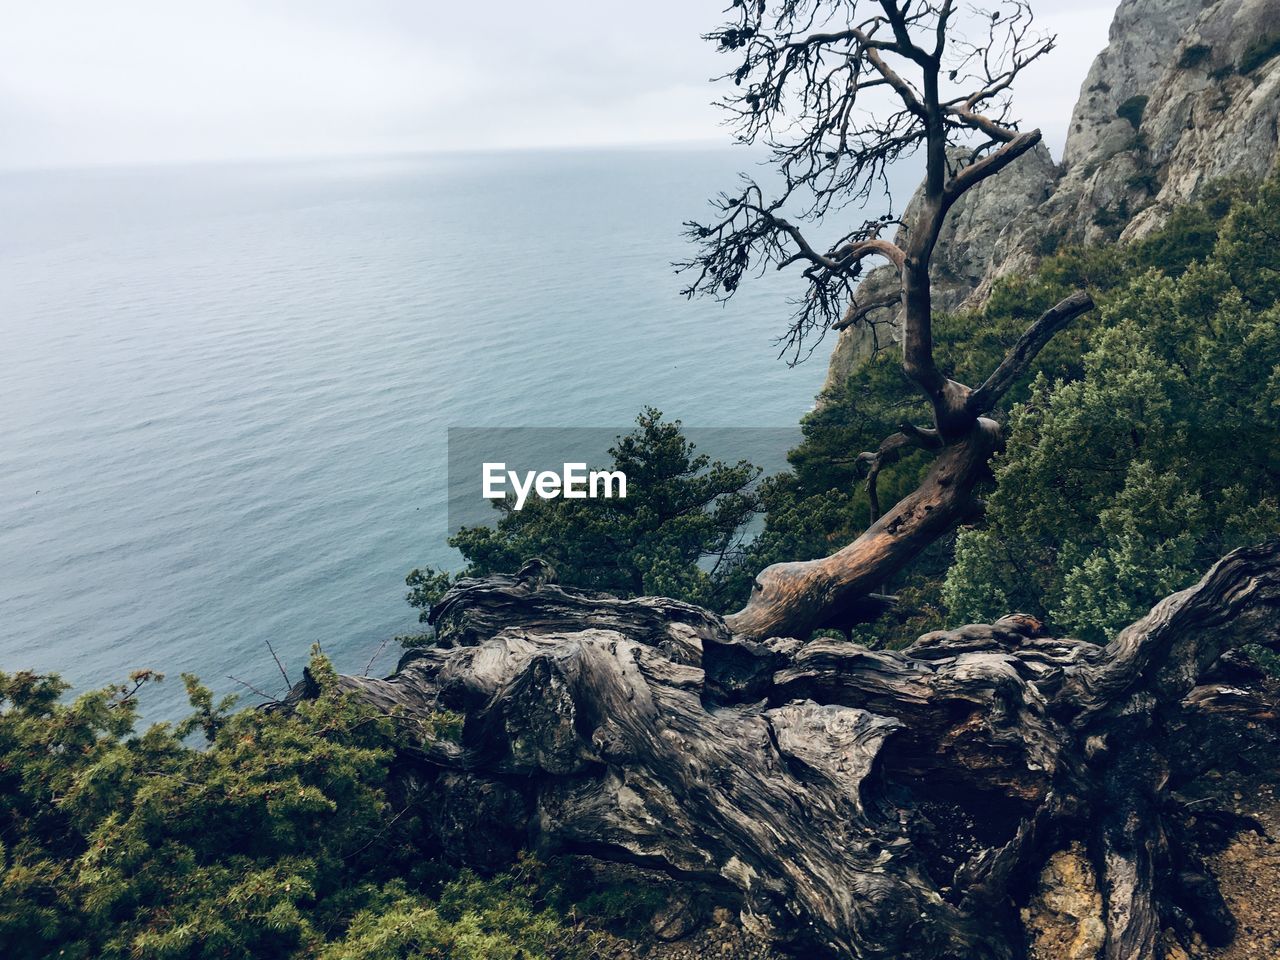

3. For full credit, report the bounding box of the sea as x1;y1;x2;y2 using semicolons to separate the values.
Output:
0;147;864;722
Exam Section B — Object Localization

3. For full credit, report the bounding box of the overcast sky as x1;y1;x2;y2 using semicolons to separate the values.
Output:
0;1;1121;170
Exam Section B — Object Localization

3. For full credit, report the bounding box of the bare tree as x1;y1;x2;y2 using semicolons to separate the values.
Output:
680;0;1094;640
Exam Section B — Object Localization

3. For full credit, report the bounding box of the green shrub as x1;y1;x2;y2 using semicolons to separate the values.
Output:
756;174;1273;646
0;660;592;959
1127;171;1159;195
321;866;600;960
945;176;1280;640
1092;202;1128;229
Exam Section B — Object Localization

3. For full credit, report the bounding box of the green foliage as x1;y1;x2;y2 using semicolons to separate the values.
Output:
946;176;1280;641
1127;170;1158;196
0;663;592;960
403;567;457;623
1239;31;1280;74
408;408;761;620
320;864;599;960
403;182;1264;640
1116;94;1149;129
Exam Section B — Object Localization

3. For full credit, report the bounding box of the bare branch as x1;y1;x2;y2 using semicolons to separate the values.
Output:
856;425;942;521
945;130;1042;206
833;290;902;331
264;637;292;690
968;291;1095;414
228;674;280;704
679;183;906;357
363;637;393;678
898;420;943;449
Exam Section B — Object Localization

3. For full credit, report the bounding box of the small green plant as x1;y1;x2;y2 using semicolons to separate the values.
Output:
1034;230;1063;257
1091;200;1129;230
539;861;673;939
1127;171;1159;195
321;864;601;960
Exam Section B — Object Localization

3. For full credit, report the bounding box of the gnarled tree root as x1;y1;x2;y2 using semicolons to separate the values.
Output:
314;542;1280;959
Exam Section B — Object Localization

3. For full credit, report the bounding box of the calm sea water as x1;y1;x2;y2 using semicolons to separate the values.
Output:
0;148;843;720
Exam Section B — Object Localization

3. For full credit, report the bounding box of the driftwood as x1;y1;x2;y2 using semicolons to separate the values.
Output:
314;543;1280;959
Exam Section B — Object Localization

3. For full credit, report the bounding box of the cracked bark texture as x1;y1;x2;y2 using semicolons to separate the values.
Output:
318;542;1280;959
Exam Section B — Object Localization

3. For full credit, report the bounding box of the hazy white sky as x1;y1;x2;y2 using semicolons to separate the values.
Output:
0;1;1121;170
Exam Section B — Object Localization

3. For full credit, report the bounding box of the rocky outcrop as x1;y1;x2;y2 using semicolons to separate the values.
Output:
822;0;1280;396
1116;0;1280;236
1022;844;1106;960
1051;0;1280;246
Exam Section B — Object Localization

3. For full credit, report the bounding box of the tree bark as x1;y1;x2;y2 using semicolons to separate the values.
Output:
318;540;1280;959
726;418;1000;639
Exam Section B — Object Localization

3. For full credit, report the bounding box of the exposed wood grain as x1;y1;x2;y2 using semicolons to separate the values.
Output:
310;542;1280;959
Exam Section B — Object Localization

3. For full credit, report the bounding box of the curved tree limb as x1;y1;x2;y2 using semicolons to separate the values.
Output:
833;290;903;331
726;418;1002;640
968;290;1096;414
855;424;943;522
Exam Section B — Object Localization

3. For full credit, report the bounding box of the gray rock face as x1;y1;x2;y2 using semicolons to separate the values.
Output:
824;144;1058;389
1119;0;1280;237
820;0;1280;398
1061;0;1206;174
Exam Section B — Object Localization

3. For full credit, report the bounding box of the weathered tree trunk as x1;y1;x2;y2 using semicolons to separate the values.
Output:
726;418;1000;639
727;290;1096;642
319;542;1280;959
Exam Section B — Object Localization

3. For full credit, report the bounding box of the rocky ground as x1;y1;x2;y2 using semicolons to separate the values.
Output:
598;909;785;960
1014;774;1280;960
1199;779;1280;960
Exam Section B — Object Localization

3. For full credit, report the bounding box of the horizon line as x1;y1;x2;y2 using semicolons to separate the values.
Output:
0;137;754;177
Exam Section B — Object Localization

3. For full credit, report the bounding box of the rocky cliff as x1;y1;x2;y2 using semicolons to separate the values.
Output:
822;0;1280;393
